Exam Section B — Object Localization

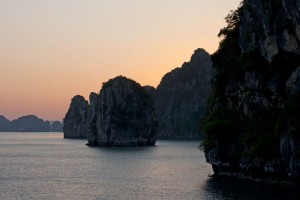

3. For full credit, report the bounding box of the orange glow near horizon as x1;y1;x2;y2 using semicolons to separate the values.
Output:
0;0;241;121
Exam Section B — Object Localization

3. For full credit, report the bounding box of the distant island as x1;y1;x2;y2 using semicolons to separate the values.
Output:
64;76;158;146
0;115;63;132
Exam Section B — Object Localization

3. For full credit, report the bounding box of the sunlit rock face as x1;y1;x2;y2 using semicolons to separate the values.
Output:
155;48;214;139
87;76;158;146
63;95;89;138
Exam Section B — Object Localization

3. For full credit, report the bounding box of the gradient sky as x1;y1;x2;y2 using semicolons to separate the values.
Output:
0;0;241;121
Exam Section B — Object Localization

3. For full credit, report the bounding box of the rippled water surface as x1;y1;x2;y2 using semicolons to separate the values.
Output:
0;132;296;200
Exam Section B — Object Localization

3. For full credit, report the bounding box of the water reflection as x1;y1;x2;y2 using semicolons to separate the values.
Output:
201;177;299;200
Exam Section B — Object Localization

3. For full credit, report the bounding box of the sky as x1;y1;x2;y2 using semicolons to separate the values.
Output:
0;0;241;121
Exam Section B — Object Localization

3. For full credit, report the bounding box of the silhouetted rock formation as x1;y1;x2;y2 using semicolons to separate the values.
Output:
87;92;98;142
203;0;300;184
155;48;214;139
87;76;158;146
0;115;62;132
63;95;89;138
0;115;11;131
11;115;50;132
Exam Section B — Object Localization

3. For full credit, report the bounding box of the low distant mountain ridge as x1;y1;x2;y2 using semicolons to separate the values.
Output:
0;115;63;132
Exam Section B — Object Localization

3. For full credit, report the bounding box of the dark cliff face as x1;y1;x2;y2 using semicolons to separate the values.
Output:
63;95;89;138
156;48;214;139
87;92;98;142
239;0;300;62
203;0;300;183
87;76;158;146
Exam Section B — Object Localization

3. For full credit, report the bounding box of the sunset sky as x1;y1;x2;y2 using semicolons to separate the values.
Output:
0;0;241;121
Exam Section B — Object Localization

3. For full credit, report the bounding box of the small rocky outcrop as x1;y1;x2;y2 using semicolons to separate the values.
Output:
50;121;63;132
156;48;214;139
143;85;156;97
87;76;158;146
63;95;89;138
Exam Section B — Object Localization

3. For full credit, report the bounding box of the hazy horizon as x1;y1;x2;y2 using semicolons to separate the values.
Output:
0;0;241;121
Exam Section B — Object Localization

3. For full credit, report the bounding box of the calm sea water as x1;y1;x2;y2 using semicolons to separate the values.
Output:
0;132;296;200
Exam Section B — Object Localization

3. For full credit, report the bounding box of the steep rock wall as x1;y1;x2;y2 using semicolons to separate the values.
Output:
87;76;158;146
156;48;214;139
204;0;300;184
239;0;300;61
63;95;89;138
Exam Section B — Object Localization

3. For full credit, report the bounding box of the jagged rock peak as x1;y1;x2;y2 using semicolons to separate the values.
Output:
190;48;211;64
88;76;158;146
63;95;89;138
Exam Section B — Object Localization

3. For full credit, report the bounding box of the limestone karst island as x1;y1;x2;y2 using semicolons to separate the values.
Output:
62;0;300;186
64;76;158;146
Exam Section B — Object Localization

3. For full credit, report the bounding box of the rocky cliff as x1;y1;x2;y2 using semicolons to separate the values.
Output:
87;76;158;146
156;48;214;139
203;0;300;184
87;92;98;142
239;0;300;62
63;95;89;138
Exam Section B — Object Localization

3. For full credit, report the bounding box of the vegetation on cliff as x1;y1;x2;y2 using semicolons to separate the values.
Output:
203;0;300;182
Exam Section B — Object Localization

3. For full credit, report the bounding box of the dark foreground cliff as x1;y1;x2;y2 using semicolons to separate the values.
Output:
203;0;300;184
156;48;214;139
